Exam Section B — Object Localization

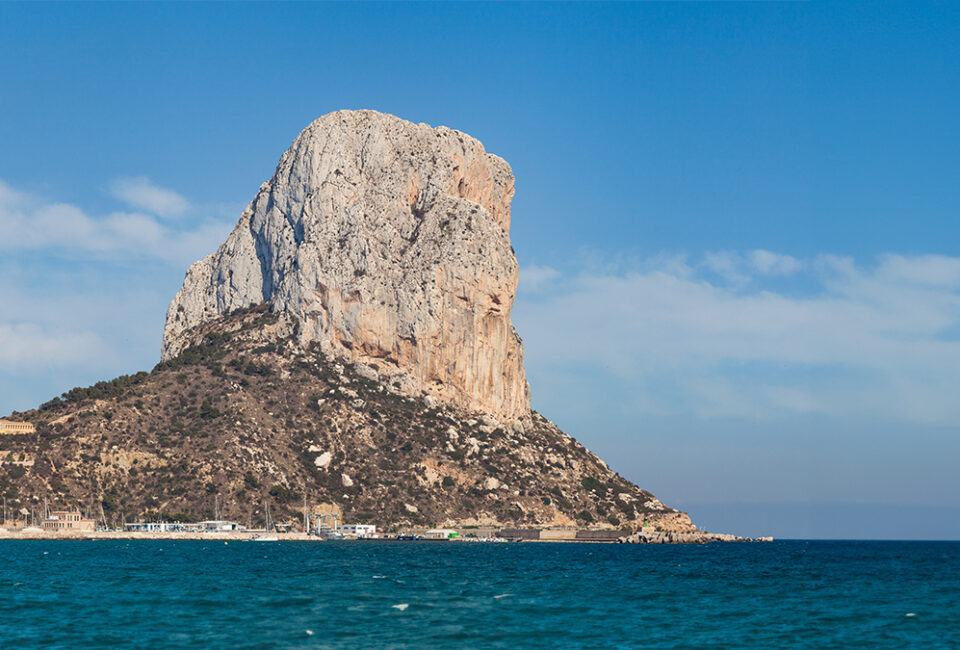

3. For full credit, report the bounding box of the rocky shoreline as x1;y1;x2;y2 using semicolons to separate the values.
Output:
620;529;773;544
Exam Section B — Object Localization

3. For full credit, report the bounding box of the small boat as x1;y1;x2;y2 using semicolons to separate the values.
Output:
248;503;279;541
319;530;345;540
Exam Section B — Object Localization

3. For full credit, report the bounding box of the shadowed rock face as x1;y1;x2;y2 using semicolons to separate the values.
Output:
163;110;530;420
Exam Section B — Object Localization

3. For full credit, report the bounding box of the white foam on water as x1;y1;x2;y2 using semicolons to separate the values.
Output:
306;630;314;636
372;575;386;579
905;613;916;617
493;594;512;599
392;603;409;611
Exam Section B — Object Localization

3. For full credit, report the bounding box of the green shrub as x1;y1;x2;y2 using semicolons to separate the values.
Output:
199;399;222;420
58;371;150;405
269;484;297;504
581;476;605;494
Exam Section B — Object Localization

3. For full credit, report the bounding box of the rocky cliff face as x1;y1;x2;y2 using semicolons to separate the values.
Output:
163;110;529;420
0;110;701;535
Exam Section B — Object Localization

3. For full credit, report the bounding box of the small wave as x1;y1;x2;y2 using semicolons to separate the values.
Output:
372;575;386;579
493;594;512;599
392;603;409;611
905;613;916;617
306;630;314;636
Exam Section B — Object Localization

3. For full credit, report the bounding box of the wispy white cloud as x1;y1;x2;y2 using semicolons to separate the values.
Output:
0;178;235;413
0;178;232;405
519;264;561;292
108;175;190;218
0;276;172;421
749;249;803;275
0;323;109;370
701;250;749;285
702;249;803;285
514;251;960;424
0;179;231;266
875;253;960;288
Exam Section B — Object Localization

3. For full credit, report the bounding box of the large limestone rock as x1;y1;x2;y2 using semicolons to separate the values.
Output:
163;110;530;419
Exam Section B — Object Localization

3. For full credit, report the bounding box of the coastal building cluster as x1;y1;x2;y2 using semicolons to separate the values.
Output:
0;509;97;533
0;508;770;543
124;521;244;533
1;498;517;542
0;491;771;544
41;511;96;532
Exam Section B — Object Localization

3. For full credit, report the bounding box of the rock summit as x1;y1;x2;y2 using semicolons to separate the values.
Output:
163;110;529;420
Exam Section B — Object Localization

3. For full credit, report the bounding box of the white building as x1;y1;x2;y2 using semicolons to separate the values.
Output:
190;520;242;532
124;522;186;533
338;524;377;538
123;520;242;533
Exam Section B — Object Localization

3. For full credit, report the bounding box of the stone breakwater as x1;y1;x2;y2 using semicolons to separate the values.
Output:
620;530;773;544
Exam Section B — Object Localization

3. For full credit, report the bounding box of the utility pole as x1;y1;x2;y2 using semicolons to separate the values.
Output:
303;491;308;533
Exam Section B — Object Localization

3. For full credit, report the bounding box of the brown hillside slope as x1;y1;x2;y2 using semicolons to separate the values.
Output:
1;307;693;533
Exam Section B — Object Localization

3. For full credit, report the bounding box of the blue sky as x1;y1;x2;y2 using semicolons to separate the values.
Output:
2;2;959;539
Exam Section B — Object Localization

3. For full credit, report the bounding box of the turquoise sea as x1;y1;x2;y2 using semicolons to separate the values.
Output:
1;540;957;648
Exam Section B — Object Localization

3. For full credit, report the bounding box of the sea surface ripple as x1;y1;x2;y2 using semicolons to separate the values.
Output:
0;540;957;648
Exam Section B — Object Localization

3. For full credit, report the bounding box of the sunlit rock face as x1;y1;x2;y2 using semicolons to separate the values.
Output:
162;110;530;420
